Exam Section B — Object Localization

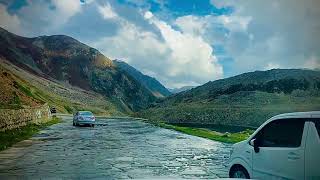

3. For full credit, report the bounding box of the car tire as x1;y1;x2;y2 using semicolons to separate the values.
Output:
91;124;95;128
73;122;75;126
229;165;250;179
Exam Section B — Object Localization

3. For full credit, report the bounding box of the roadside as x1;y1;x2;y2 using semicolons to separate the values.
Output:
0;117;61;151
157;123;254;143
113;116;255;144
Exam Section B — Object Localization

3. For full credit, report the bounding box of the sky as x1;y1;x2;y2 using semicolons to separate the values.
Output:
0;0;320;88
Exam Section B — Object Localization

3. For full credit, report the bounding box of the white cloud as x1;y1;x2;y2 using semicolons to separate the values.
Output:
92;11;223;88
148;15;222;80
98;3;118;19
144;11;153;19
304;56;320;70
6;0;83;36
0;4;21;34
52;0;82;19
217;15;252;32
210;0;237;9
265;62;280;70
175;15;208;36
208;0;320;75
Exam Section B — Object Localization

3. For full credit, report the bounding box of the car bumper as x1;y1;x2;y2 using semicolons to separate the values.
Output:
76;121;95;125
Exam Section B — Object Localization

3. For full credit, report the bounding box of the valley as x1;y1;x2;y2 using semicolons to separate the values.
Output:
1;26;320;139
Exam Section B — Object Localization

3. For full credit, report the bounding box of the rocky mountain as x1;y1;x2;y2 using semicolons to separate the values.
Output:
169;86;195;94
113;60;171;98
140;69;320;127
0;27;156;111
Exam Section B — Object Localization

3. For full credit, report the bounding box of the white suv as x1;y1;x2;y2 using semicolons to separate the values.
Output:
228;111;320;179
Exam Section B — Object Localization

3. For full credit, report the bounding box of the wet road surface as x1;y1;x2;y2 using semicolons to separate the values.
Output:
0;116;232;179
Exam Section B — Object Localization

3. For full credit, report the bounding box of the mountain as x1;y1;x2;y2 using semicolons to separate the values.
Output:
140;69;320;127
0;60;124;115
0;27;156;112
169;86;195;94
113;60;171;98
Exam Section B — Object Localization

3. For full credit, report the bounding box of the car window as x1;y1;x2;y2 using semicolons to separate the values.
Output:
79;112;93;116
255;118;305;148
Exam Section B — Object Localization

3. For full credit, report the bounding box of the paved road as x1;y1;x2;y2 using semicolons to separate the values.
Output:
0;116;232;179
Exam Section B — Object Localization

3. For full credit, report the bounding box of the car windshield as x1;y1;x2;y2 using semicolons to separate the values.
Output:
79;112;93;116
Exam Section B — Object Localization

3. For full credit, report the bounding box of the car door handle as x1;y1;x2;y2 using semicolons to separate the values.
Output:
288;152;300;160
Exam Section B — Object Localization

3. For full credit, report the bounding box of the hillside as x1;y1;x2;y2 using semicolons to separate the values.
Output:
0;27;156;112
113;60;171;97
0;60;125;115
0;63;42;109
140;69;320;127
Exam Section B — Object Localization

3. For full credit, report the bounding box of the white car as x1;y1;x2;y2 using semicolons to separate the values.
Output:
228;111;320;179
73;111;95;127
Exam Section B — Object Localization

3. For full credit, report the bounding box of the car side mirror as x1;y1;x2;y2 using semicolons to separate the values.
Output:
250;138;260;153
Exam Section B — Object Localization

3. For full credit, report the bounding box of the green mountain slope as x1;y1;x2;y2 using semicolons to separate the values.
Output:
0;27;156;112
113;60;171;98
0;61;123;115
140;69;320;127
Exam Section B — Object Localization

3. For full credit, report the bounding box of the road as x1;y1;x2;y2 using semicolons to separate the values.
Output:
0;116;232;179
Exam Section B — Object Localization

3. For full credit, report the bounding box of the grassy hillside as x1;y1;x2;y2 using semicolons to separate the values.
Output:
140;69;320;127
0;60;125;115
0;64;43;109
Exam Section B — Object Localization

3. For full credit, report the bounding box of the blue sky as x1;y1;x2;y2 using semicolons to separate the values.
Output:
0;0;319;88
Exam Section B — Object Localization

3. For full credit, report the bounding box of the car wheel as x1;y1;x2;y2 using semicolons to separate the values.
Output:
91;124;95;128
230;165;250;179
73;122;75;126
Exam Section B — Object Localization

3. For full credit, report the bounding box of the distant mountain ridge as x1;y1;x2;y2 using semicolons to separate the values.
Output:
113;60;171;98
0;27;156;111
169;86;195;94
140;69;320;127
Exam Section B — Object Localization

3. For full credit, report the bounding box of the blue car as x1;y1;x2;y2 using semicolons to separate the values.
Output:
73;111;95;127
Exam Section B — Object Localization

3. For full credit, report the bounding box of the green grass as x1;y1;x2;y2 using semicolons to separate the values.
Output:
157;123;254;143
0;117;62;151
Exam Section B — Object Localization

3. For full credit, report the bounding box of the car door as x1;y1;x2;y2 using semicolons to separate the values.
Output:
305;119;320;179
252;118;307;180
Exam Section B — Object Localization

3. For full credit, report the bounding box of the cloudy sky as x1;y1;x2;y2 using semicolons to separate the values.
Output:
1;0;320;88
